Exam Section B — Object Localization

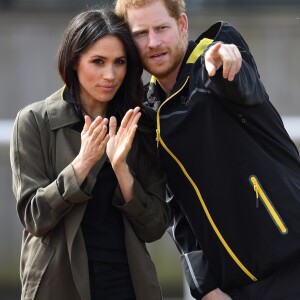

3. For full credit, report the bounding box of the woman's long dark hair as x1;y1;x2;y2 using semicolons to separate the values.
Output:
57;8;162;183
57;8;143;119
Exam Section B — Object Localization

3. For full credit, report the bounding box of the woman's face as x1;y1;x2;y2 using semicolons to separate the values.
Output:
76;35;127;108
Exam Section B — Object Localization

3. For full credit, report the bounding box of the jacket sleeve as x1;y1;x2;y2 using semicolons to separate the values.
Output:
113;170;171;243
10;108;90;237
167;197;219;299
196;24;269;106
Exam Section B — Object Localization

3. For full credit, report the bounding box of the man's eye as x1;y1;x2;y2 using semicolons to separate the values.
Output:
135;31;146;37
158;26;167;31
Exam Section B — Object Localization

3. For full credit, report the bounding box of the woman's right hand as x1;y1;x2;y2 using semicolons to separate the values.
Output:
72;115;110;185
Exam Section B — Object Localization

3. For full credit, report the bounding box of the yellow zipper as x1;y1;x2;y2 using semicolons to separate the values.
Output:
155;78;257;282
156;77;190;147
250;175;288;235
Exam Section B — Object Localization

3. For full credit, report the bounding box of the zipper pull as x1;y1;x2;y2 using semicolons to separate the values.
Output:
250;177;259;208
253;183;259;208
156;128;160;148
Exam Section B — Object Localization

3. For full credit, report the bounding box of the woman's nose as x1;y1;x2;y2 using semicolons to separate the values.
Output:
103;65;115;80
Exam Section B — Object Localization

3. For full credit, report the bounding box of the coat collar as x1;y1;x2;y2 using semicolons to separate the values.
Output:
46;87;80;131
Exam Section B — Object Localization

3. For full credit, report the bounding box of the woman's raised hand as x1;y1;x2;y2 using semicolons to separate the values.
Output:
106;107;141;171
72;115;110;185
80;115;110;165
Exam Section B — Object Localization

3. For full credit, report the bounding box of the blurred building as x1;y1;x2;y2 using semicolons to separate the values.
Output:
0;1;300;299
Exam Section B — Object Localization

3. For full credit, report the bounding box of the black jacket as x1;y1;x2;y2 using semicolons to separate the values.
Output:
146;21;300;298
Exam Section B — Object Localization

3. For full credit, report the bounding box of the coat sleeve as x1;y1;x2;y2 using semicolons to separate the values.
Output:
10;107;90;237
113;169;171;243
195;23;269;107
167;197;219;299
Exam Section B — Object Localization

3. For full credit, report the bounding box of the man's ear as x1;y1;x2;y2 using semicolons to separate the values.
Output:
178;13;188;35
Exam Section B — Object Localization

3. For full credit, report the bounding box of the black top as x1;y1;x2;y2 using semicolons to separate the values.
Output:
81;160;127;263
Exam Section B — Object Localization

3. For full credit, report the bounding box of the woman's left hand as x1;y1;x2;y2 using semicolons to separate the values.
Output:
106;107;141;170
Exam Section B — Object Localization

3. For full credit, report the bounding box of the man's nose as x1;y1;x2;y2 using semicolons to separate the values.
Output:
148;31;161;48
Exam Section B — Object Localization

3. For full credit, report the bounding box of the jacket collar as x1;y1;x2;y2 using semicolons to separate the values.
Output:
146;37;213;107
46;86;81;131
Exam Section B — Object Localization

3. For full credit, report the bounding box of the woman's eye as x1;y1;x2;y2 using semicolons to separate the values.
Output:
115;59;126;65
93;59;103;64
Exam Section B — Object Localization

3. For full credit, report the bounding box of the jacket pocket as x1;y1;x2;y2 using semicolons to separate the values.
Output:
249;175;288;235
22;241;54;299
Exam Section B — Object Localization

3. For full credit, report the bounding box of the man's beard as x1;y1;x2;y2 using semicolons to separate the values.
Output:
143;38;186;80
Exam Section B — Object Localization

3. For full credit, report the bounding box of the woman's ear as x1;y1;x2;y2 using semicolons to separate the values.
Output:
73;63;77;71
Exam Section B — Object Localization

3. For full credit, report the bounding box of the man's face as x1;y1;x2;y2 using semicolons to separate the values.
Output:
126;0;187;81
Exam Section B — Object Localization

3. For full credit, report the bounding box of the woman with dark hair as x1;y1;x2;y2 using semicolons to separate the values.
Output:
10;8;170;300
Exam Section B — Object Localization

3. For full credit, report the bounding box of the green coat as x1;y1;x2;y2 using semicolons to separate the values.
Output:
10;88;171;300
